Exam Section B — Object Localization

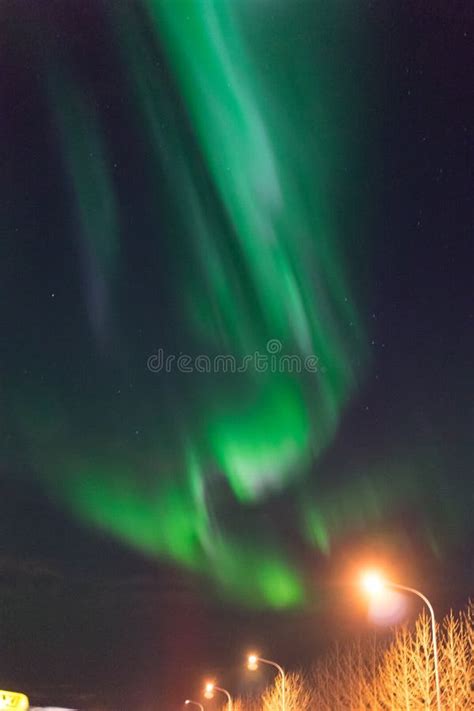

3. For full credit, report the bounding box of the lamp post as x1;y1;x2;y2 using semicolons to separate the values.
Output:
185;700;204;711
361;571;441;711
247;654;286;711
204;681;233;711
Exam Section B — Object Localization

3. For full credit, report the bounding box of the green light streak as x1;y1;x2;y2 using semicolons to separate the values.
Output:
2;0;373;607
208;378;310;501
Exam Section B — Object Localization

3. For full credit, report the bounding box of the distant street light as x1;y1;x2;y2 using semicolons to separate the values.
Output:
360;570;441;711
185;700;204;711
204;681;233;710
247;654;286;711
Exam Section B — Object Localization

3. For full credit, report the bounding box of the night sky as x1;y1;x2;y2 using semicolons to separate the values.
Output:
0;2;473;709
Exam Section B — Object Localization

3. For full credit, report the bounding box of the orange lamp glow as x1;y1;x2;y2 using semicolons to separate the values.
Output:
360;570;385;595
247;654;259;671
204;681;215;699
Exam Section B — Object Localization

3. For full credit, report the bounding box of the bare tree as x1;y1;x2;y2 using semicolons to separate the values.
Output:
236;602;473;710
260;671;313;711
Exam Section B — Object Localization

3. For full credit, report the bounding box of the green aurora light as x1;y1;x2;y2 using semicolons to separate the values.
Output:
2;0;376;607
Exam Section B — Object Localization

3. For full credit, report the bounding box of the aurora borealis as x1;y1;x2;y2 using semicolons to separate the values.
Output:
1;0;376;608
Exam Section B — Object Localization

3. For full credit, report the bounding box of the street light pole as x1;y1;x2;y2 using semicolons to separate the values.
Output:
214;685;232;711
204;682;232;711
388;582;441;711
185;701;204;711
361;572;441;711
248;655;286;711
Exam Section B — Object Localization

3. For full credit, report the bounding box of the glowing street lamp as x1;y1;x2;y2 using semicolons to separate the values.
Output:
360;570;385;596
360;569;441;711
247;654;286;710
204;681;215;699
204;681;233;710
185;700;204;711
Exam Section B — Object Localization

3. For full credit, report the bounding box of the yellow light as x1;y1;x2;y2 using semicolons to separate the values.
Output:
0;691;29;710
360;570;385;595
204;681;215;699
247;654;259;671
